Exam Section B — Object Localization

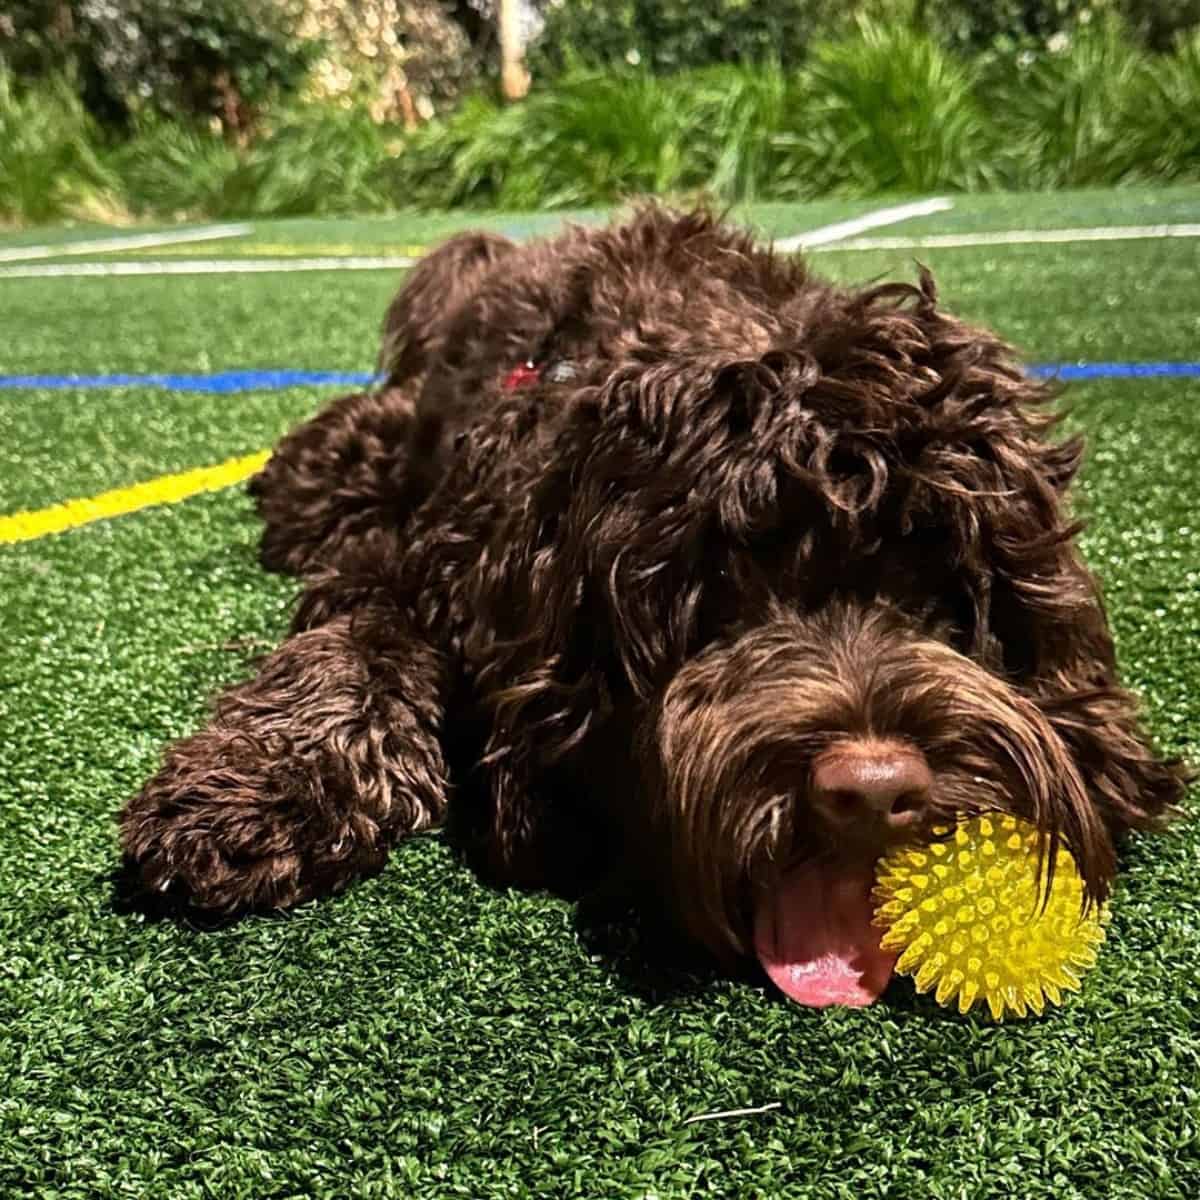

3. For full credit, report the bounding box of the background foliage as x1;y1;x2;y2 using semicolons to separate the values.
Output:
296;0;480;126
528;0;1200;64
528;0;850;74
361;17;1200;213
0;0;316;131
2;2;1200;222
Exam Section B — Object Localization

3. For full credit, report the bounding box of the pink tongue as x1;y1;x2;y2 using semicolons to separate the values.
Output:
754;858;898;1008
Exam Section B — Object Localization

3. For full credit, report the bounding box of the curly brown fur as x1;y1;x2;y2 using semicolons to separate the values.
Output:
248;387;419;576
122;594;448;910
121;207;1188;991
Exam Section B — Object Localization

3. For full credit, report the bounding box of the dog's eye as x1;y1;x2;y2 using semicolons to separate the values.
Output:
699;562;749;643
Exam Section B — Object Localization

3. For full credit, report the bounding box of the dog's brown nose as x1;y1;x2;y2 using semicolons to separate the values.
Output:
811;741;933;836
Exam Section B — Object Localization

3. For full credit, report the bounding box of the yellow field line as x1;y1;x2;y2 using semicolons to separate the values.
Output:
0;449;270;545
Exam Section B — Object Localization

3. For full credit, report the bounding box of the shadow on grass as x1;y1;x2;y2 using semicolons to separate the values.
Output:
106;857;244;929
105;855;346;933
106;842;969;1021
570;892;734;1003
569;892;974;1023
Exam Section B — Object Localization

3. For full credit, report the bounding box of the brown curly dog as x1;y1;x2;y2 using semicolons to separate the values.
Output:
120;207;1187;1007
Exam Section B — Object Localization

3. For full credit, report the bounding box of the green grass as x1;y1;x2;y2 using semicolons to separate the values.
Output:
9;185;1196;268
820;240;1200;364
815;182;1200;235
1;191;1198;1198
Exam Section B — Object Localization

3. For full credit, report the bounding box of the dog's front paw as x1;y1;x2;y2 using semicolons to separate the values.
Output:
119;728;386;914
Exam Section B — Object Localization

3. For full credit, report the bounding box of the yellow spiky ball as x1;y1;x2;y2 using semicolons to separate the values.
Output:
872;813;1109;1020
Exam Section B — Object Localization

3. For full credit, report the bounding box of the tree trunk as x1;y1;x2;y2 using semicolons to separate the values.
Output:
498;0;530;101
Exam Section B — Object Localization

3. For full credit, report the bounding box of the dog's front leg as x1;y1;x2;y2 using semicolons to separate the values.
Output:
119;604;448;913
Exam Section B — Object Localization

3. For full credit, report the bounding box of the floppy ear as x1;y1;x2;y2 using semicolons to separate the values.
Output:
466;369;725;884
980;484;1188;842
978;392;1192;835
378;231;516;385
873;280;1191;835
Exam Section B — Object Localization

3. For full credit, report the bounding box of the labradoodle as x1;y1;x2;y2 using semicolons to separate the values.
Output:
119;207;1187;1007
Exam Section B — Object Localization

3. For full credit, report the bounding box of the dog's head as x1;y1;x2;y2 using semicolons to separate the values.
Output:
423;209;1186;1005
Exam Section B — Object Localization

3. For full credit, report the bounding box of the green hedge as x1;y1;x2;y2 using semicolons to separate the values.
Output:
3;17;1200;224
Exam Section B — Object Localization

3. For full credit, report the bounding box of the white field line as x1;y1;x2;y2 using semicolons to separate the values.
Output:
775;198;954;252
812;222;1200;252
0;255;417;279
1;201;949;278
8;216;1195;279
0;223;252;264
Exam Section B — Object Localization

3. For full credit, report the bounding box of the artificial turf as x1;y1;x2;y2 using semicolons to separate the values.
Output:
1;189;1198;1198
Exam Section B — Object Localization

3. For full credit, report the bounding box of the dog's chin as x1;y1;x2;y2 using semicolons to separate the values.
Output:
752;854;898;1007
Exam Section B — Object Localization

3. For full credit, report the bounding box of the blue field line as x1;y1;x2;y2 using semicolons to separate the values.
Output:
1032;362;1200;380
1;362;1199;393
0;369;376;392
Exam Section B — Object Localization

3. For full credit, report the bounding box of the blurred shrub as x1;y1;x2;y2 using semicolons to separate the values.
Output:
1118;0;1200;49
1106;25;1200;177
507;72;693;204
526;0;1200;69
981;16;1147;186
217;104;398;216
362;17;1200;210
0;68;120;223
915;0;1111;52
108;117;240;216
7;13;1200;224
528;0;852;74
380;93;517;208
680;63;804;202
384;25;994;209
0;0;315;131
295;1;480;126
801;19;995;194
387;74;690;208
917;0;1200;52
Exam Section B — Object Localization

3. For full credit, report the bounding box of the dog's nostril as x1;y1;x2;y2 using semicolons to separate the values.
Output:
811;741;933;831
890;789;926;818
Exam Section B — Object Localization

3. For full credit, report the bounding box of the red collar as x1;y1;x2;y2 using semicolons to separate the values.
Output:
502;361;542;391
